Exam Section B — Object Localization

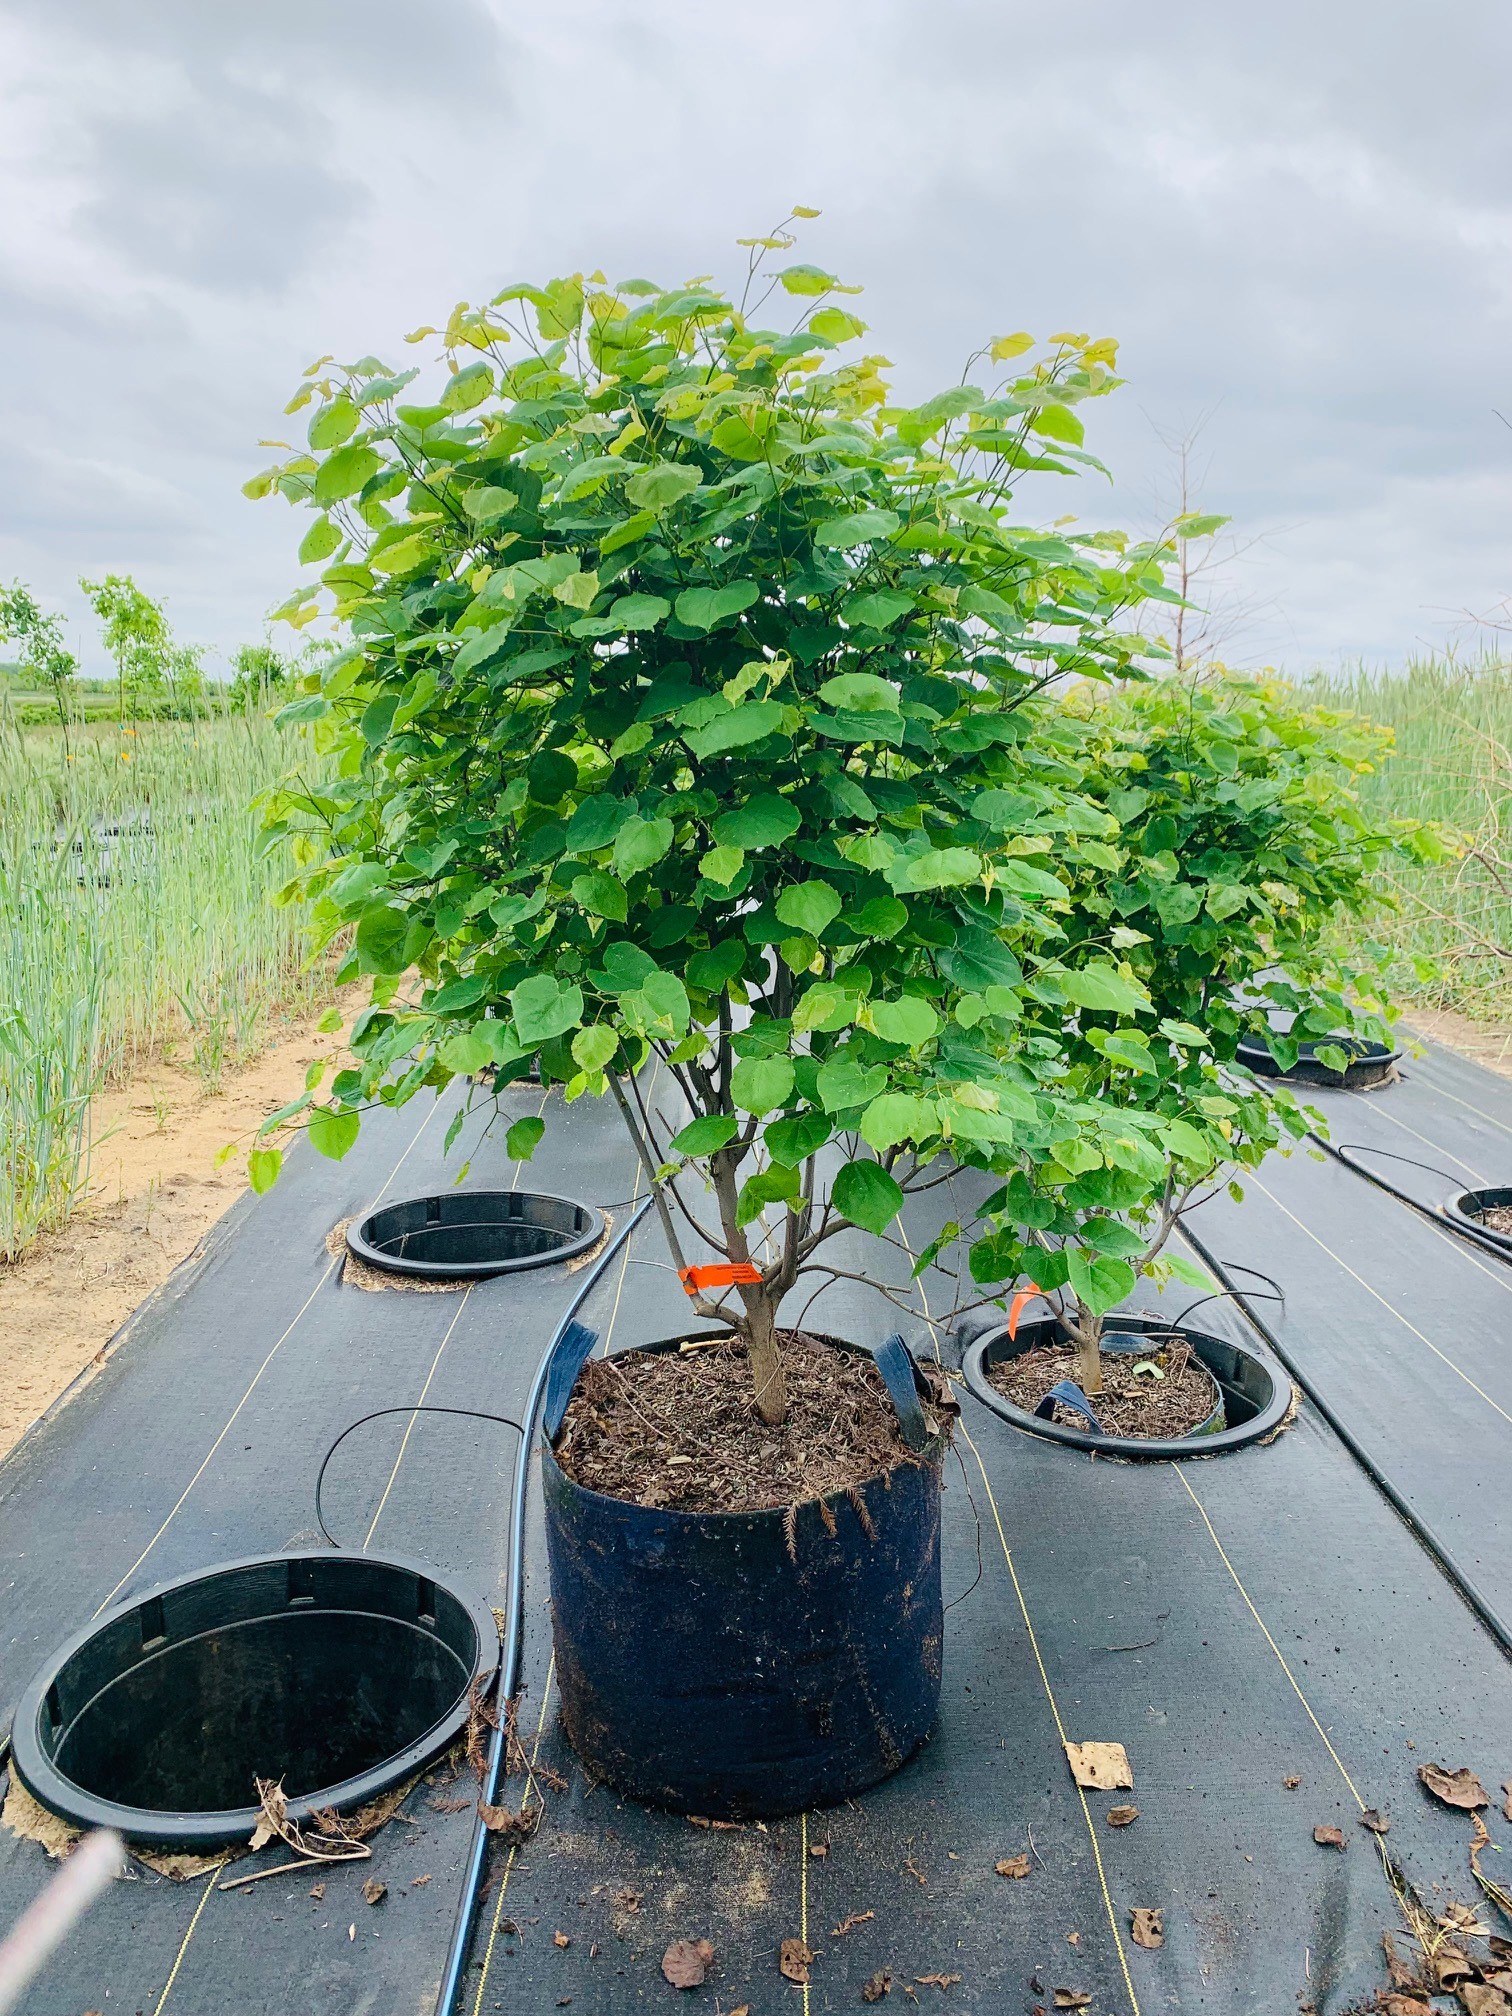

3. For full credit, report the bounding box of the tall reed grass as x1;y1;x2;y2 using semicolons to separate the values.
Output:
0;715;321;1260
1306;651;1512;1021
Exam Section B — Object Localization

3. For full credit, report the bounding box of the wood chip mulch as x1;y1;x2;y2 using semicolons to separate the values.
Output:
988;1336;1218;1439
554;1330;943;1514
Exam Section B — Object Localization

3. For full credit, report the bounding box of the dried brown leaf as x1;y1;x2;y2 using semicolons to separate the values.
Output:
554;1931;571;1949
1417;1763;1488;1811
1105;1805;1139;1828
995;1855;1031;1879
914;1974;961;1989
809;1838;830;1857
1064;1741;1132;1790
1053;1994;1091;2011
412;1873;431;1887
1431;1946;1476;1988
1130;1907;1164;1950
831;1911;875;1937
1377;1998;1431;2016
1360;1808;1391;1835
308;1882;325;1901
862;1970;893;2003
1459;1985;1512;2016
477;1801;540;1842
661;1938;714;1989
1313;1825;1347;1849
1283;1775;1302;1790
780;1937;816;1985
362;1879;387;1905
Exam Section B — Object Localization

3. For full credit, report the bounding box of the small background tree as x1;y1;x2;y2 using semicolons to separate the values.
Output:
0;581;77;740
79;574;204;721
250;223;1175;1424
962;670;1444;1392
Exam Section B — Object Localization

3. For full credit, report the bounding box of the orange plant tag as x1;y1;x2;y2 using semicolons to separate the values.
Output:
1007;1282;1043;1340
679;1261;762;1295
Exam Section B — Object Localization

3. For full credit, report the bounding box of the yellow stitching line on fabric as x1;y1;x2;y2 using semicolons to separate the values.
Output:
1348;1087;1486;1182
1248;1172;1512;1426
363;1283;476;1550
469;1653;558;2016
800;1809;812;2016
366;1086;553;1548
95;1096;444;1617
1174;1469;1367;1809
959;1421;1142;2016
896;1218;1138;2013
1334;1096;1512;1301
151;1857;229;2014
1413;1073;1512;1142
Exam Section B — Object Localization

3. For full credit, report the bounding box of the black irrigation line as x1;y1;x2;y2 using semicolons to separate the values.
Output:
1177;1217;1512;1665
1311;1132;1512;1264
434;1191;654;2016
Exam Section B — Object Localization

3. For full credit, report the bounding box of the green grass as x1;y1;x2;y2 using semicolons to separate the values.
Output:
1305;651;1512;1022
0;713;324;1260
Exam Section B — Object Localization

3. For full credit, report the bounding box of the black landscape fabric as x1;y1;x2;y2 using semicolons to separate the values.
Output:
1;1047;1510;2013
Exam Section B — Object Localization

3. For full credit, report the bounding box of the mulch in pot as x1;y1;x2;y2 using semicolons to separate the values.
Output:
1477;1203;1512;1236
987;1334;1219;1439
554;1330;948;1516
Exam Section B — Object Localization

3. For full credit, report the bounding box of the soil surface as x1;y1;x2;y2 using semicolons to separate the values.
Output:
988;1336;1219;1439
554;1331;944;1515
0;985;365;1459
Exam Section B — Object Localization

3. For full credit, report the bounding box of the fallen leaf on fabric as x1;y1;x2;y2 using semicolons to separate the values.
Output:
362;1879;387;1905
661;1938;715;1989
1130;1907;1164;1950
412;1873;431;1887
1376;1998;1431;2015
914;1974;962;1989
1105;1806;1139;1828
831;1911;874;1937
727;2007;751;2016
996;1855;1031;1879
1430;1946;1475;1988
348;1924;356;1941
1417;1764;1488;1810
1360;1809;1391;1834
1053;1993;1091;2010
554;1931;571;1949
309;1882;326;1900
904;1857;928;1886
1064;1741;1132;1790
861;1970;893;2002
809;1839;830;1857
1066;1933;1079;1946
1283;1775;1302;1790
780;1937;816;1985
1458;1986;1512;2016
478;1801;540;1841
1313;1826;1346;1849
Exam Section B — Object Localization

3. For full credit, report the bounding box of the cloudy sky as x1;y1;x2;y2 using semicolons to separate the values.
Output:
1;0;1508;679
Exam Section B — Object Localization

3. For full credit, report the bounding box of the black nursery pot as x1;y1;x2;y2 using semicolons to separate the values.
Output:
542;1335;947;1820
1236;1033;1400;1090
963;1312;1291;1460
1442;1186;1512;1259
10;1552;498;1847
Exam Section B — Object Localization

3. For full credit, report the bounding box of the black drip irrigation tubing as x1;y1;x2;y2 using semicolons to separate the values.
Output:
1177;1218;1512;1666
433;1191;654;2016
1309;1132;1512;1264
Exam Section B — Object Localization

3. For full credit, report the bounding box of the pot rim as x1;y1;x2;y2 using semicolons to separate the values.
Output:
544;1327;950;1523
962;1311;1292;1460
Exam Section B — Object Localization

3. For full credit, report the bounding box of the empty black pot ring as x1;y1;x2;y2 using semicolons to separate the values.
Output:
10;1552;499;1849
347;1189;605;1279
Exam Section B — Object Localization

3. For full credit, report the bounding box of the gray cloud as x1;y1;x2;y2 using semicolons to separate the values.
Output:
0;0;1506;672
